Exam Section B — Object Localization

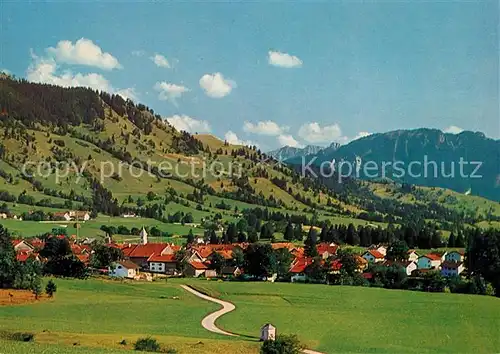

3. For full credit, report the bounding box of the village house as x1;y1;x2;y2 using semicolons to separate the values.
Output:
369;244;388;256
417;253;443;270
317;243;338;259
109;260;139;279
122;228;181;269
184;261;208;277
220;266;242;278
362;250;385;263
53;210;91;222
125;243;179;269
407;250;420;263
11;240;34;253
441;261;465;277
445;250;465;263
289;257;313;282
16;251;40;263
147;253;178;275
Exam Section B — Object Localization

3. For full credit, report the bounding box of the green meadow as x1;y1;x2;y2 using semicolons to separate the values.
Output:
182;280;500;353
0;278;258;354
1;278;499;353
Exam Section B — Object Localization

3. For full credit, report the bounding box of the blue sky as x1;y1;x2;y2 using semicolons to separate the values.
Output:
1;1;498;150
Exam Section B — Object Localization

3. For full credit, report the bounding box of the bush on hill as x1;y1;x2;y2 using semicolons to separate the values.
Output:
134;337;161;352
260;334;303;354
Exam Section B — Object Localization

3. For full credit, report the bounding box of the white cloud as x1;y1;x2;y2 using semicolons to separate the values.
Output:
352;131;371;141
46;38;121;70
166;115;211;133
154;82;189;106
268;50;303;68
116;87;138;101
298;122;343;143
26;54;132;98
243;120;288;136
150;53;170;68
27;57;112;92
199;72;236;98
444;125;464;134
278;134;302;148
224;131;256;147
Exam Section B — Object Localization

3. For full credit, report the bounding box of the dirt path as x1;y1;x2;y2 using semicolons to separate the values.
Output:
180;285;325;354
180;285;237;336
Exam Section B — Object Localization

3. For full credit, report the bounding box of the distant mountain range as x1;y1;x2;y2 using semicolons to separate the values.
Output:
286;129;500;201
267;143;341;161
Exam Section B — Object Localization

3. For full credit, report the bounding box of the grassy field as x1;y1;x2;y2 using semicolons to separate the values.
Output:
180;280;500;353
0;278;258;354
1;277;500;353
0;214;204;239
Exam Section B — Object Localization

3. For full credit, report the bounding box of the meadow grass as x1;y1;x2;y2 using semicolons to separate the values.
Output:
179;279;500;353
0;278;258;354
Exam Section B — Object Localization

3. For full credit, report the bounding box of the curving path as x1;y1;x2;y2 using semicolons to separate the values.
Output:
180;284;324;354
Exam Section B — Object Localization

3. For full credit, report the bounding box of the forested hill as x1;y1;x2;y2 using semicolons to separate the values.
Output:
0;75;499;230
287;129;500;201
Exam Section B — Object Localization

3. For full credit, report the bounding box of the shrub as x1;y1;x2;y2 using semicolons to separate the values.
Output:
134;337;161;352
11;332;35;342
260;334;303;354
45;280;57;297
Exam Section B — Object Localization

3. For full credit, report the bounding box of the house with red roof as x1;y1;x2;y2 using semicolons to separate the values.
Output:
126;243;178;268
29;238;45;250
290;257;314;282
16;251;40;263
11;240;34;253
147;253;178;275
184;261;209;277
317;243;338;259
362;250;385;263
417;253;443;270
369;244;388;256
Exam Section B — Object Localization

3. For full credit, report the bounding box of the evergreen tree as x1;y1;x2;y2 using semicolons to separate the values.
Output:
293;223;303;241
456;231;465;248
284;222;294;241
248;229;259;243
31;277;42;300
237;231;247;243
186;229;195;245
448;232;456;247
319;226;328;243
0;225;16;288
209;229;219;244
304;227;318;257
431;230;443;248
404;226;417;249
45;280;57;298
225;223;237;244
346;224;359;245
